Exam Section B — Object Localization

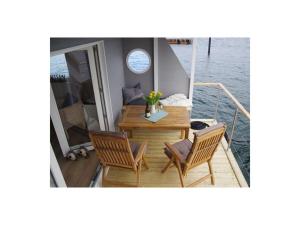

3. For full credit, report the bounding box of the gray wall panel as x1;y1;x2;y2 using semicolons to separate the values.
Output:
103;39;125;126
122;38;154;95
158;38;190;97
50;38;189;128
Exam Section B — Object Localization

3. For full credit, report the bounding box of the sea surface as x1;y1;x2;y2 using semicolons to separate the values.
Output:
171;38;250;184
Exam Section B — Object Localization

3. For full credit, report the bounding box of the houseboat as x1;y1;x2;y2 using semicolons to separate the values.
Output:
50;38;250;187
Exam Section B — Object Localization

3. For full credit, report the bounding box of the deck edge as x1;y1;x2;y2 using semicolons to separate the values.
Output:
221;138;249;187
192;118;249;187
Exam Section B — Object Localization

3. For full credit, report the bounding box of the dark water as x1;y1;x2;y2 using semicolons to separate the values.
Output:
171;38;250;185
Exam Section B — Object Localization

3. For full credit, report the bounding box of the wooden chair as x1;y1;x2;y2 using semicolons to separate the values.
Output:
162;123;226;187
89;131;149;187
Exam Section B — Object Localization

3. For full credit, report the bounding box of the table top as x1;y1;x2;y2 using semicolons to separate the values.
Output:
118;106;190;129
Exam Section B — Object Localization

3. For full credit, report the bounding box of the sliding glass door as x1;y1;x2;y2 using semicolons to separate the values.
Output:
50;45;107;154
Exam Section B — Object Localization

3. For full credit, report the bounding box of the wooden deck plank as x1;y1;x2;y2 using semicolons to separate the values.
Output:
103;128;241;187
59;151;100;187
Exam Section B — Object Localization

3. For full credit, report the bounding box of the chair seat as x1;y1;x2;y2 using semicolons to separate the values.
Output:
164;139;193;162
130;141;146;158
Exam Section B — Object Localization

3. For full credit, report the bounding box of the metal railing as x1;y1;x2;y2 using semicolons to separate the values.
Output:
194;82;250;119
193;82;250;184
193;82;250;148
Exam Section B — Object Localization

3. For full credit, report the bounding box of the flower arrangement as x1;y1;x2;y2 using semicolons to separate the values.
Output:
144;91;162;105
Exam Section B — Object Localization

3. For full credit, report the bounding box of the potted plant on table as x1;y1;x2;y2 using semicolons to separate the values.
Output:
144;91;162;114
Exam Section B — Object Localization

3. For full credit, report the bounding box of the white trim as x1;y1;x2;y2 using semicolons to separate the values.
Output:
50;145;67;187
70;142;94;151
87;47;106;131
97;42;115;131
153;38;159;92
50;40;115;158
92;168;103;187
50;41;103;57
189;38;198;100
50;86;69;156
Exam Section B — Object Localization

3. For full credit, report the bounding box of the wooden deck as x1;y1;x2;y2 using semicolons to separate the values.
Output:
102;121;247;187
59;151;100;187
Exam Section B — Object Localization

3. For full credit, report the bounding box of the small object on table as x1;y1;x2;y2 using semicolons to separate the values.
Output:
144;110;168;123
150;104;156;114
144;90;163;114
145;102;151;118
146;111;151;118
158;102;163;111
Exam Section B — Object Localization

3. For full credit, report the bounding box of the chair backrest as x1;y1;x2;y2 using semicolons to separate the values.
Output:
89;131;136;170
185;123;226;170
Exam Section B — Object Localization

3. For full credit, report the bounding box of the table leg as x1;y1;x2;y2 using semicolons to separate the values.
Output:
120;127;131;138
184;128;189;139
180;129;185;139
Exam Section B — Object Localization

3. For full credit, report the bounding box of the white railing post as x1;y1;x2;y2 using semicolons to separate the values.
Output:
214;88;221;121
189;38;198;100
227;108;239;151
154;38;159;92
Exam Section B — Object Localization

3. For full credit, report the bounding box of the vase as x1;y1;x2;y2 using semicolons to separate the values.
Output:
150;104;156;114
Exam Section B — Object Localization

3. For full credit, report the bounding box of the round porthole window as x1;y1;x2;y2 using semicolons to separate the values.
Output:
126;49;151;74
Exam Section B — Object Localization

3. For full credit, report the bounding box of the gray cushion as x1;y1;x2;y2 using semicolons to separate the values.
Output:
127;97;146;105
164;139;193;162
130;141;140;158
122;83;144;105
130;141;148;158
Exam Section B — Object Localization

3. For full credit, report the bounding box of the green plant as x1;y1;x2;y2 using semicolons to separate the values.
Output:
144;91;162;105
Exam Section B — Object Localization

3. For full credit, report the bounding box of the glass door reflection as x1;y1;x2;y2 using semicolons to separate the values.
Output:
50;50;101;147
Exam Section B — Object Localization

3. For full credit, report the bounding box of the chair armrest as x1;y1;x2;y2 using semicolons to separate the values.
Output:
164;142;183;161
134;141;147;164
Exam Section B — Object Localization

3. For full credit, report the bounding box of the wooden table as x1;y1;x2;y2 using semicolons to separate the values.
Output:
118;106;190;139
